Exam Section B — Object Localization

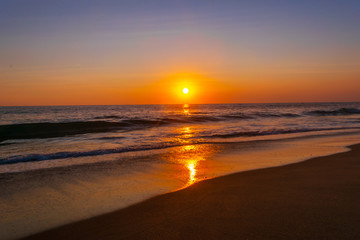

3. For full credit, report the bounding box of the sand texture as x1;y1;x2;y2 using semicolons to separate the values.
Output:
24;144;360;240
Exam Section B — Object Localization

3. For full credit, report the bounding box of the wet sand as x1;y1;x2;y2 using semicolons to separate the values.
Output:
24;143;360;240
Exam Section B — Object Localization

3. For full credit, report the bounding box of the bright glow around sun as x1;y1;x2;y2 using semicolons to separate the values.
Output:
183;88;189;94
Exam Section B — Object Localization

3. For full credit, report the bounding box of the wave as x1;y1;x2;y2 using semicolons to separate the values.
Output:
2;126;359;165
96;136;126;140
252;113;300;118
205;127;359;139
222;114;254;119
187;116;220;122
0;143;182;165
1;107;358;142
93;115;123;119
0;121;128;142
0;120;178;142
305;108;360;116
0;116;224;142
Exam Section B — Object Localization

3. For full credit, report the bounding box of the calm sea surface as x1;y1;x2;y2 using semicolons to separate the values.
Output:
1;102;360;169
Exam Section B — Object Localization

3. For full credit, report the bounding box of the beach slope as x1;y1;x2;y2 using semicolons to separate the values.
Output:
25;144;360;240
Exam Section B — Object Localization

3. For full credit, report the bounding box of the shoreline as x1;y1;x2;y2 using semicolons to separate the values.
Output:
24;143;360;240
2;128;359;175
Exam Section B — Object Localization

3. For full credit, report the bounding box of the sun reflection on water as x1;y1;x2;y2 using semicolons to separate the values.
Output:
161;120;222;188
187;161;197;183
167;144;216;187
183;104;190;115
180;145;199;183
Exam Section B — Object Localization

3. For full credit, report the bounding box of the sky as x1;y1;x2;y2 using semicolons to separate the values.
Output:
1;0;360;105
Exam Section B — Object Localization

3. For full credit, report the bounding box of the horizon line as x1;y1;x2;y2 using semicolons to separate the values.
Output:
1;100;360;107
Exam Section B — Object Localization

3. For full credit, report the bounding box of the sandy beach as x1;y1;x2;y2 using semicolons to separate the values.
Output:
24;143;360;240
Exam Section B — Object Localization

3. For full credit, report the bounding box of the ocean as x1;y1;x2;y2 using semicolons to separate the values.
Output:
1;102;360;239
1;102;360;168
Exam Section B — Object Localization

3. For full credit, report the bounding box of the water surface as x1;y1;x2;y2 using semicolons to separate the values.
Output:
1;103;360;239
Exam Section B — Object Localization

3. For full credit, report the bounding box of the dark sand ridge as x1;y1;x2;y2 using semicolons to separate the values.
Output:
24;144;360;240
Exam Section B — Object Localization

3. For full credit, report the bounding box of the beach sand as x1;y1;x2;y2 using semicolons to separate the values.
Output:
24;143;360;240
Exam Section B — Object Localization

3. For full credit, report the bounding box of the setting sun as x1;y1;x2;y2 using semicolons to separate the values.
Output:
182;88;189;94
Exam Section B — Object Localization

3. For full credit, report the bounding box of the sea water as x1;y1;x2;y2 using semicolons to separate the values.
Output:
1;102;360;168
1;102;360;239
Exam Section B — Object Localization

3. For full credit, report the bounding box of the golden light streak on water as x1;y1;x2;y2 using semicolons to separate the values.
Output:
187;161;197;183
183;104;190;115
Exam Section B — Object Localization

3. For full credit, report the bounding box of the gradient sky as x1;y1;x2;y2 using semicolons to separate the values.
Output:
1;0;359;105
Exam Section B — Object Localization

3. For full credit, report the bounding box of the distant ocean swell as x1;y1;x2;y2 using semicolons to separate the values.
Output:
1;107;359;142
1;126;359;165
305;108;360;116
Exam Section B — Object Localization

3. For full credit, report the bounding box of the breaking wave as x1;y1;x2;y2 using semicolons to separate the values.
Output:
1;106;359;142
1;126;359;165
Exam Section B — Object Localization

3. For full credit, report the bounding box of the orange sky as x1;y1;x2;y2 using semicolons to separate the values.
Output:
1;1;360;106
1;70;359;106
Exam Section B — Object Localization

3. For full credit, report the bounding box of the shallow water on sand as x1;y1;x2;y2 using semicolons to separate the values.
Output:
0;131;360;239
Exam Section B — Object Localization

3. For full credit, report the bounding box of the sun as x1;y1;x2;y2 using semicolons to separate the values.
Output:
182;87;189;94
